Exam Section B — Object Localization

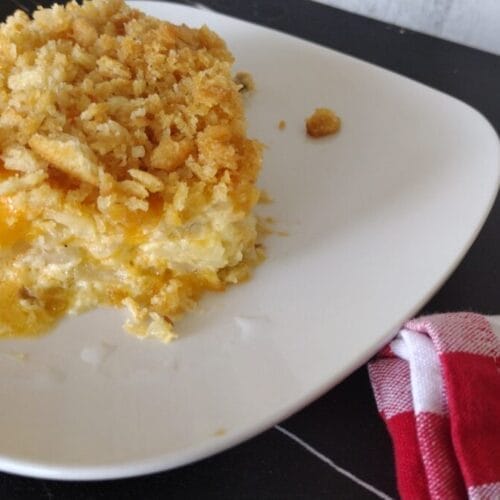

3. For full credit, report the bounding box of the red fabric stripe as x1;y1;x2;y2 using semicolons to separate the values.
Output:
379;345;393;357
386;412;431;500
416;412;466;499
440;351;500;487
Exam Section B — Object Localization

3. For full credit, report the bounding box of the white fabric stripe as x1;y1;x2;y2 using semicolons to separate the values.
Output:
388;338;408;360
275;425;394;500
399;329;446;415
468;481;500;499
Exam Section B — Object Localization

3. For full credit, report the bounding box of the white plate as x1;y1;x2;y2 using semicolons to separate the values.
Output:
0;1;498;480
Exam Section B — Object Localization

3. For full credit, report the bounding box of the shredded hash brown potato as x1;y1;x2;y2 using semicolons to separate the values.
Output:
0;0;263;341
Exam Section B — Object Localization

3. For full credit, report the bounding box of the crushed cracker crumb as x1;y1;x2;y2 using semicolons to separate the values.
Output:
306;108;341;138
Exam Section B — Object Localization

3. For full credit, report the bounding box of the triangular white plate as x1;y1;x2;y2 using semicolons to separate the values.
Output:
0;1;498;480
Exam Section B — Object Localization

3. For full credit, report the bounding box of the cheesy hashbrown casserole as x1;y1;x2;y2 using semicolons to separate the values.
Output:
0;0;263;341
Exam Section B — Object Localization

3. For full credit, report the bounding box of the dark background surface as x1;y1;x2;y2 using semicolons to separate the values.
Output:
0;0;499;498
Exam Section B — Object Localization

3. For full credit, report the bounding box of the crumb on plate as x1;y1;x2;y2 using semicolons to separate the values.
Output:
278;120;286;130
306;108;341;138
213;428;227;437
258;189;273;204
234;72;255;93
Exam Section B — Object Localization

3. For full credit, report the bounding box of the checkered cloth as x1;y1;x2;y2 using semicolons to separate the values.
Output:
369;313;500;499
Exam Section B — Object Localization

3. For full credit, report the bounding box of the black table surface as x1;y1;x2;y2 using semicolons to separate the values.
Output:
1;0;499;498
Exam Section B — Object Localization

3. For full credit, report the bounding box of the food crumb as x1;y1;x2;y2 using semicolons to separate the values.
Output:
234;72;255;93
306;108;341;138
278;120;286;130
258;190;273;204
213;428;226;437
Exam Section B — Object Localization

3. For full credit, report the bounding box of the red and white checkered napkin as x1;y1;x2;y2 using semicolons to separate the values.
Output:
368;313;500;500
